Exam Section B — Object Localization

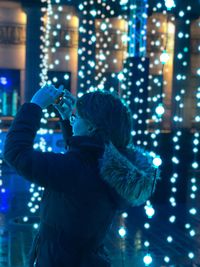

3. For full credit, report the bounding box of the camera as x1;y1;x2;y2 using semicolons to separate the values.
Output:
54;91;65;105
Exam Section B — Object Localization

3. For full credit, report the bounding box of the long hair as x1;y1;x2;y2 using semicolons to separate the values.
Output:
76;91;132;149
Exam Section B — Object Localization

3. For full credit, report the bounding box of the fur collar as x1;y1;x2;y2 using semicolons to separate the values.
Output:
99;143;160;206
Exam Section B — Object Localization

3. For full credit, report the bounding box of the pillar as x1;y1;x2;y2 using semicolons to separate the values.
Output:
23;4;43;102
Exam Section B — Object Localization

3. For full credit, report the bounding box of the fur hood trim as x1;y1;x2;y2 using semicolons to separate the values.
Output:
99;143;160;206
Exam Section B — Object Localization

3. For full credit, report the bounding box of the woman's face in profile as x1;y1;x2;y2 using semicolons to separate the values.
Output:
70;114;90;136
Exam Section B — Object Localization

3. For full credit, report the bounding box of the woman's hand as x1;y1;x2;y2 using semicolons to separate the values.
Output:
53;90;76;120
30;84;63;109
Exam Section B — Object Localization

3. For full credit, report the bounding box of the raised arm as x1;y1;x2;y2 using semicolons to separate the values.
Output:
59;119;73;148
3;85;82;192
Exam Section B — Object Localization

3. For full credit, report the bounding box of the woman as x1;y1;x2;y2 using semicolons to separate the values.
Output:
3;84;159;267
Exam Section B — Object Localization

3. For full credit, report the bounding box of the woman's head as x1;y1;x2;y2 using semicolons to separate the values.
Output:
74;90;132;149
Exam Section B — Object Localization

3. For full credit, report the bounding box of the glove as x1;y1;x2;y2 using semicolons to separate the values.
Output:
30;84;63;109
53;90;76;120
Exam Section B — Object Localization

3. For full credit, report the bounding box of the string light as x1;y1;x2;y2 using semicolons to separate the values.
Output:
164;0;176;10
25;0;54;221
185;17;200;262
160;50;170;64
144;202;155;218
143;253;153;266
118;227;127;238
30;0;79;219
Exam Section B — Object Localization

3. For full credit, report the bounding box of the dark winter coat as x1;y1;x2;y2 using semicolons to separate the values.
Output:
3;103;158;267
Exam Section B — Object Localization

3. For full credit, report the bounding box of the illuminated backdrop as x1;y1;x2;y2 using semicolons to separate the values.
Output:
0;0;199;266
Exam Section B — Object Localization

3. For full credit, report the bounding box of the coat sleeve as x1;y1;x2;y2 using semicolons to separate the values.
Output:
58;119;72;148
3;103;84;192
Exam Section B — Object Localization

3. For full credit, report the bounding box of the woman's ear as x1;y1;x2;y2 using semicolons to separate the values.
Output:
87;125;96;134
